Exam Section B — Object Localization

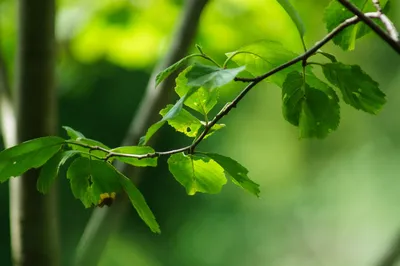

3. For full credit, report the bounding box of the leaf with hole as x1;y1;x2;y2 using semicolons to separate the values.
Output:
0;136;65;182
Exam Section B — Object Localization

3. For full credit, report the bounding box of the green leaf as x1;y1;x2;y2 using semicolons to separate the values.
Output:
141;87;200;145
66;157;122;208
324;0;389;50
155;54;196;87
118;174;160;233
37;150;80;194
276;0;306;38
282;71;340;138
225;40;301;87
185;64;245;90
175;67;218;115
322;62;386;114
0;136;65;182
317;51;337;62
167;153;227;195
110;146;157;167
63;126;85;139
160;105;203;137
202;153;260;197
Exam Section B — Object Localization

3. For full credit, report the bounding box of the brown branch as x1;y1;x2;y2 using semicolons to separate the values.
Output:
73;1;210;265
337;0;400;53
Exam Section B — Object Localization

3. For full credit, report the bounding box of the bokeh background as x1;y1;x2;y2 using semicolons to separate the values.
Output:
1;0;400;265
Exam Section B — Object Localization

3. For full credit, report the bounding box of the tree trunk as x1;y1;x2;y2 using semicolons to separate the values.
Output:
9;0;60;265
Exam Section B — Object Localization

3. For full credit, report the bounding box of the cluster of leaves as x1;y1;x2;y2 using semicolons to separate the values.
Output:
0;0;392;232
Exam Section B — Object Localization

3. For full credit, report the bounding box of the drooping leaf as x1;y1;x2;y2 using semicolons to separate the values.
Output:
202;152;260;197
110;146;157;167
63;126;85;139
37;150;80;194
175;67;218;115
185;64;245;90
282;71;340;138
276;0;306;38
118;173;160;233
225;40;301;87
160;105;203;137
140;87;200;145
324;0;389;50
0;136;65;182
317;51;337;62
66;157;122;208
322;62;386;114
155;54;196;87
167;153;227;195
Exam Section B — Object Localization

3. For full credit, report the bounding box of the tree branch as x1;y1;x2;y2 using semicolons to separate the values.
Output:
371;0;399;42
73;1;210;265
336;0;400;53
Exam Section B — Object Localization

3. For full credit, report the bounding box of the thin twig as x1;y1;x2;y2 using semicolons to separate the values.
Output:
370;0;399;42
337;0;400;53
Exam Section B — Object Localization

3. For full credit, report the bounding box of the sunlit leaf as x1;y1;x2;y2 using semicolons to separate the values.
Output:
167;153;227;195
185;64;245;90
0;136;65;182
276;0;306;38
110;146;157;167
37;150;80;194
282;71;340;138
63;126;85;139
202;152;260;197
155;54;196;87
322;62;386;114
160;105;203;137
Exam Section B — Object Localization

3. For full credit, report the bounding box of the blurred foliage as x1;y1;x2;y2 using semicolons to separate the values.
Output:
0;0;400;266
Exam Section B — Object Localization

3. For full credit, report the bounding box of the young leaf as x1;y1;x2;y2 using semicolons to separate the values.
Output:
110;146;157;167
276;0;306;38
185;64;245;90
324;0;389;50
167;153;227;195
0;136;65;182
322;62;386;114
141;86;200;145
37;150;80;194
175;67;218;115
66;157;122;208
201;152;260;197
225;40;301;87
155;54;196;87
282;71;340;138
63;126;85;139
117;173;160;233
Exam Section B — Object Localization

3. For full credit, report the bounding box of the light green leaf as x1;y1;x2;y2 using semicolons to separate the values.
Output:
276;0;306;38
202;153;260;197
185;64;245;90
118;173;160;233
37;150;80;194
63;126;85;139
322;62;386;114
324;0;389;50
282;71;340;138
167;153;227;195
155;54;196;87
66;157;122;208
110;146;157;167
175;67;218;115
0;136;65;182
225;40;301;87
141;86;200;145
160;105;203;137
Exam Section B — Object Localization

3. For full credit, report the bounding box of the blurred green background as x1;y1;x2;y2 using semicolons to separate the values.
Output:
1;0;400;265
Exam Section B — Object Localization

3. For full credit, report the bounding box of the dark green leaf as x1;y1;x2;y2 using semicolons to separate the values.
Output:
167;153;227;195
118;173;160;233
282;71;340;138
155;54;196;87
185;64;245;90
225;40;301;87
0;136;65;182
110;146;157;167
175;67;218;115
66;157;122;208
322;62;386;114
63;126;85;139
317;51;337;62
324;0;389;50
276;0;306;38
37;150;80;194
202;153;260;197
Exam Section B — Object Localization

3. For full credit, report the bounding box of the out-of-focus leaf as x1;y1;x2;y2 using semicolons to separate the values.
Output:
276;0;306;38
155;54;196;87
